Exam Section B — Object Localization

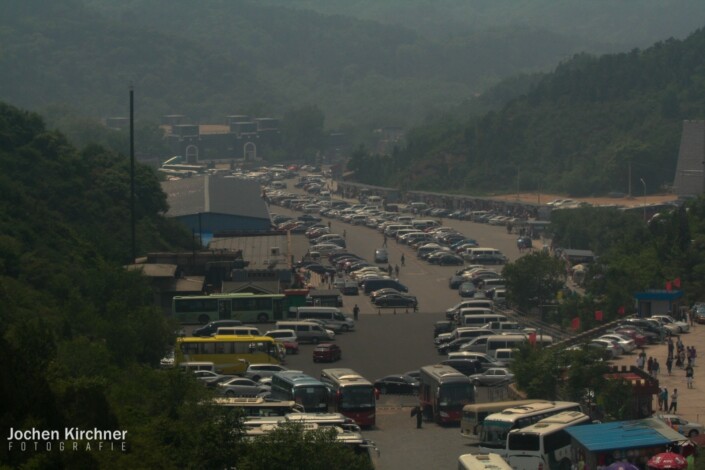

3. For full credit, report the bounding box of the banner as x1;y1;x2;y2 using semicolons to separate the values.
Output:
595;310;603;321
571;317;580;331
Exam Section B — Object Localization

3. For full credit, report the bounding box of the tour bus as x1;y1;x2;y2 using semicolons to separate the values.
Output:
460;400;548;441
175;335;280;375
320;368;378;427
457;453;512;470
419;364;475;424
211;397;304;417
478;401;582;455
172;293;289;324
505;411;591;469
270;371;330;412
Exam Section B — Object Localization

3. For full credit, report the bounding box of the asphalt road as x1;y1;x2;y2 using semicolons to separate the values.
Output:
267;188;530;469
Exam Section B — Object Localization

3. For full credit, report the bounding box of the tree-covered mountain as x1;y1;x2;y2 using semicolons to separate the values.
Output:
4;0;703;136
349;26;705;197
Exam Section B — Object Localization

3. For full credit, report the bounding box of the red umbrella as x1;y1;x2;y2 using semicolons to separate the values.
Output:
647;452;687;469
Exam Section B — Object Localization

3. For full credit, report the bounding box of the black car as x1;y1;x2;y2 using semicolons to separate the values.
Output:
374;375;419;394
458;282;477;298
298;214;322;223
193;319;243;336
434;320;455;338
449;274;465;289
431;253;465;266
373;293;418;308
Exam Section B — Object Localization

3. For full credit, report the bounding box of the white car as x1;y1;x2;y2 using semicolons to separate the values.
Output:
655;414;705;437
652;315;689;333
598;334;637;353
589;339;622;358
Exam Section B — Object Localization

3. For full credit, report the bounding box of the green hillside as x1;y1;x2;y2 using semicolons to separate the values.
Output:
349;27;705;196
6;0;702;134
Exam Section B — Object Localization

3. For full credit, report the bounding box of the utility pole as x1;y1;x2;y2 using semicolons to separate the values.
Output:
628;160;632;198
129;84;136;263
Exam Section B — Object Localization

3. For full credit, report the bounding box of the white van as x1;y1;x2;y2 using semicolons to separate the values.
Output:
296;307;355;333
178;362;215;373
494;348;516;365
275;321;334;344
463;247;506;264
350;214;368;225
484;335;528;357
446;299;494;320
215;326;261;336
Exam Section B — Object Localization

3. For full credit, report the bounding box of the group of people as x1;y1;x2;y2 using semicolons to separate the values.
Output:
657;387;679;413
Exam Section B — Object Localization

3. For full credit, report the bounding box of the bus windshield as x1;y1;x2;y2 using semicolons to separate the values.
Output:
507;433;540;451
480;420;513;449
293;386;328;411
439;383;474;409
340;386;375;411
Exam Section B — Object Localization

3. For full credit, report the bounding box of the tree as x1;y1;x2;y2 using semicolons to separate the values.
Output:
238;423;374;470
502;251;565;313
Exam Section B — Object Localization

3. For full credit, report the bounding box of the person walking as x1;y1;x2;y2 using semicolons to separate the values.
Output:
401;253;405;266
666;356;673;375
653;358;660;377
668;337;674;359
660;388;668;412
410;405;423;429
353;304;360;321
343;229;346;239
382;234;388;247
647;357;654;375
692;346;697;366
668;389;678;413
686;364;694;389
394;264;400;277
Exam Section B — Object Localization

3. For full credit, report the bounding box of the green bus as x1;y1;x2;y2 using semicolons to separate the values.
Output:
173;292;306;324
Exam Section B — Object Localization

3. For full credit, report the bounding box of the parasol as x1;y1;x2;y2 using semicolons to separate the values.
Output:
647;452;687;469
606;462;640;470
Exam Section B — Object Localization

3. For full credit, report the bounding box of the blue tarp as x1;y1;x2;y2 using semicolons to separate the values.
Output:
566;418;685;453
633;290;683;301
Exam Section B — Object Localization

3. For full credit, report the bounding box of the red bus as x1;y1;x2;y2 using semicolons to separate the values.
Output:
419;364;475;424
320;368;378;427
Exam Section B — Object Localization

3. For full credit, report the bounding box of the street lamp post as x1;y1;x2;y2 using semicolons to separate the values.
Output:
640;178;646;220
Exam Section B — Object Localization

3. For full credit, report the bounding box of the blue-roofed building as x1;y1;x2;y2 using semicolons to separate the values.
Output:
633;289;684;317
163;175;271;237
566;418;686;468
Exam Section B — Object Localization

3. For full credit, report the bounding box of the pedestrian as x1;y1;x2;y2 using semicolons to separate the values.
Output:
668;337;674;359
410;405;423;429
657;388;664;411
401;254;405;266
394;264;400;277
668;389;678;413
387;264;393;276
353;304;360;321
343;229;346;239
677;336;684;353
636;354;645;370
687;346;693;367
666;356;673;375
686;364;694;389
327;220;331;229
383;234;388;247
692;346;697;366
647;357;654;375
653;358;660;377
660;388;668;411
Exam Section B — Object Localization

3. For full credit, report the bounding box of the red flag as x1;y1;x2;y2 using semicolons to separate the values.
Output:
666;281;672;292
617;306;625;316
571;317;581;331
528;332;537;345
673;278;681;288
595;310;603;321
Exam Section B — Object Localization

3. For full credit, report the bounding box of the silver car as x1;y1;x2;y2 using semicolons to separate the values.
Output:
468;367;515;386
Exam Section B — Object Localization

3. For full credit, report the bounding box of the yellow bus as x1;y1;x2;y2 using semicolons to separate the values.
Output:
175;335;280;375
460;400;548;441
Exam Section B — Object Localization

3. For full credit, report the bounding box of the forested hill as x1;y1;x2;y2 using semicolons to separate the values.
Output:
0;102;229;467
4;1;702;133
349;26;705;197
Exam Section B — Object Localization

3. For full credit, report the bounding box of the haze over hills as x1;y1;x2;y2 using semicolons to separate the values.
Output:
4;0;705;134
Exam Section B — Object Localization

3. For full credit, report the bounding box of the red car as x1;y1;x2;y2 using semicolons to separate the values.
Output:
611;326;647;347
313;343;342;362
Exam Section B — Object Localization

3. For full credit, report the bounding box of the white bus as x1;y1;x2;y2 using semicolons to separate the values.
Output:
478;401;582;455
457;453;512;470
505;411;591;470
460;400;548;441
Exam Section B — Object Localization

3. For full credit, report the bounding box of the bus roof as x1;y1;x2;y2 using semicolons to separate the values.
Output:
486;402;579;422
273;371;324;387
420;364;471;384
173;293;285;300
463;400;548;412
177;335;274;343
320;368;373;386
458;453;512;469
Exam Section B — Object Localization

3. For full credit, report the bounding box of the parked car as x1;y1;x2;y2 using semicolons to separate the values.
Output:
655;414;705;437
374;248;389;263
374;374;419;394
651;315;689;333
589;339;622;358
193;370;226;383
264;329;300;354
428;253;465;266
610;326;648;347
449;274;465;289
217;377;270;397
598;334;637;353
468;368;515;386
193;319;243;336
373;293;418;308
244;364;290;382
458;282;477;298
312;343;342;362
434;320;455;338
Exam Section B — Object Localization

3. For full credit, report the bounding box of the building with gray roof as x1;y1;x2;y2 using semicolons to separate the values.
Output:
163;175;271;235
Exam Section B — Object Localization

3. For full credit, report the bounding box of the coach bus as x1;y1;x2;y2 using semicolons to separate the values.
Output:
419;364;475;424
173;293;289;324
320;368;378;427
212;397;304;417
270;371;329;413
478;401;582;455
460;400;549;441
457;453;512;470
175;335;280;375
505;411;591;469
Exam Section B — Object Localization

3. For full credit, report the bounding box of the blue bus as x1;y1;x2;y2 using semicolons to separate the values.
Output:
270;371;329;412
